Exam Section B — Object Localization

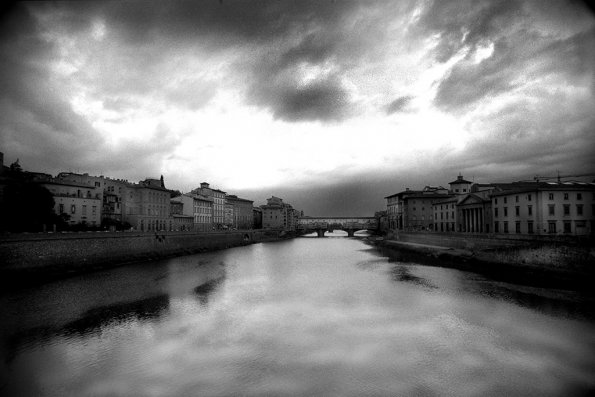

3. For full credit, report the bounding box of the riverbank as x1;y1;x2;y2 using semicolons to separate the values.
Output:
369;233;595;292
0;229;295;289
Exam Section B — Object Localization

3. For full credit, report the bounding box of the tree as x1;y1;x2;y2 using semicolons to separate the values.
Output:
0;177;56;232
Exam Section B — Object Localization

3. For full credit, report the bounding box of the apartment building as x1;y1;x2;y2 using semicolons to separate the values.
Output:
261;196;298;230
385;186;450;231
226;195;254;229
39;179;102;227
191;182;226;229
491;182;595;236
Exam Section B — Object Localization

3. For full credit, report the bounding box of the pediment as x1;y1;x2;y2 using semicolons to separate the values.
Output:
457;194;485;206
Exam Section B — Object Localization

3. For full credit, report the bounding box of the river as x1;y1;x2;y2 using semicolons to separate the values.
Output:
1;232;594;396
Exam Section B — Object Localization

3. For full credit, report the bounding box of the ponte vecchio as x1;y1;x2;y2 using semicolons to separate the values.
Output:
298;217;378;237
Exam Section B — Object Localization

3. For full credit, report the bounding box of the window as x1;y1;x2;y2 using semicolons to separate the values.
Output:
494;222;499;233
564;221;571;234
504;197;508;204
515;195;519;203
495;198;498;204
82;205;87;216
71;205;76;214
92;206;96;215
528;205;532;216
515;206;520;216
577;204;583;216
59;204;64;214
503;222;509;233
549;193;554;200
504;207;508;216
527;194;532;201
564;193;569;200
548;222;556;234
494;208;499;217
577;193;582;200
515;221;521;233
548;204;555;216
563;204;570;216
528;221;534;234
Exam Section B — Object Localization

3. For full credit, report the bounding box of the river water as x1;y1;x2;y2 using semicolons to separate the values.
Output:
1;233;594;396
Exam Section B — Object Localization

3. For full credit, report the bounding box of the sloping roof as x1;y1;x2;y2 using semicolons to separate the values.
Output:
449;178;472;184
457;193;490;206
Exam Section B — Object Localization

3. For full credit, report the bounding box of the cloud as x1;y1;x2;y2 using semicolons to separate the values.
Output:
386;96;413;115
434;26;595;111
416;0;525;63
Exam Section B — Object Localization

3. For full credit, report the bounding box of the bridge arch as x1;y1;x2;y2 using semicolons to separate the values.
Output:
298;217;378;238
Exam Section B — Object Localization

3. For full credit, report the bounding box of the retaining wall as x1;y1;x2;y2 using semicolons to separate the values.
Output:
0;229;286;283
387;231;595;270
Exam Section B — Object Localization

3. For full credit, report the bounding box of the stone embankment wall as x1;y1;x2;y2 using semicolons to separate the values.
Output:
0;229;287;283
385;231;595;270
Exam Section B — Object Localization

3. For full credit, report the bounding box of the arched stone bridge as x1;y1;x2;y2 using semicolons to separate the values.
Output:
298;217;378;237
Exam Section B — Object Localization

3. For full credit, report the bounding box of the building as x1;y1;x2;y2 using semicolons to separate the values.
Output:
170;196;193;231
385;186;451;231
224;202;234;228
39;178;102;227
226;195;254;229
491;182;595;236
384;193;400;230
124;177;172;231
172;193;213;231
448;174;473;194
191;182;226;229
456;191;493;233
261;196;298;230
432;196;458;232
253;207;263;229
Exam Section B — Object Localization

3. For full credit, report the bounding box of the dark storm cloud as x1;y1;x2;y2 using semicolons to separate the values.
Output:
415;0;595;111
434;27;595;111
386;96;413;115
0;3;179;178
417;0;525;63
36;0;367;122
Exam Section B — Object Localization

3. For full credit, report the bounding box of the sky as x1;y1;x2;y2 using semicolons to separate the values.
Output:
0;0;594;216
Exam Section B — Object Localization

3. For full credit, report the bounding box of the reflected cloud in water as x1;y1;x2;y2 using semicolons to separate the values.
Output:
194;274;226;306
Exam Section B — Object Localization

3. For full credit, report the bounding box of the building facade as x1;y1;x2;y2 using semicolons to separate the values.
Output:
261;196;298;230
385;186;450;231
174;193;213;232
191;182;226;229
39;179;102;227
432;196;458;232
491;182;595;236
226;195;254;229
126;178;172;232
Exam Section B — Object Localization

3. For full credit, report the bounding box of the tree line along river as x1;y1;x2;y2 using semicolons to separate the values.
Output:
1;231;594;396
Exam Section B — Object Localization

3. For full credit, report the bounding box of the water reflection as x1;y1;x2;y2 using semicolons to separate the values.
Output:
390;265;437;290
62;294;169;335
193;274;225;306
379;244;595;321
1;238;595;397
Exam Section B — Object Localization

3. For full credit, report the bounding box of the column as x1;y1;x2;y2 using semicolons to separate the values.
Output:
474;208;478;232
